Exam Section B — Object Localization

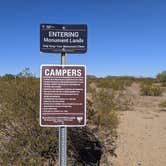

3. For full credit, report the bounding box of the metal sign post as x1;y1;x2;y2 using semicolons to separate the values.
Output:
59;127;67;166
59;52;67;166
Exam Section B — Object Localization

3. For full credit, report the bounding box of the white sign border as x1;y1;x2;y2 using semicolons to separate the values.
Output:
40;64;86;127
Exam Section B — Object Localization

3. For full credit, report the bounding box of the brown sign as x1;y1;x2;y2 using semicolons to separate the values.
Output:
40;65;86;127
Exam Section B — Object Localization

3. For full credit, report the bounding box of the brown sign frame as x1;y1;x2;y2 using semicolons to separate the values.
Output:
40;65;86;127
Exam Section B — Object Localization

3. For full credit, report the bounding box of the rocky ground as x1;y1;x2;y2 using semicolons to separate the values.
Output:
110;83;166;166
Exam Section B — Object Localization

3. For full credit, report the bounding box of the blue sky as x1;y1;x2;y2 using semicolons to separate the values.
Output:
0;0;166;77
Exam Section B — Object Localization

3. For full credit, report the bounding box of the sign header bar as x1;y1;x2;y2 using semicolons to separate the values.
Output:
40;24;87;54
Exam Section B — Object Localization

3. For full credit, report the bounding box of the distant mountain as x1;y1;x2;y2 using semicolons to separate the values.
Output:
87;75;97;78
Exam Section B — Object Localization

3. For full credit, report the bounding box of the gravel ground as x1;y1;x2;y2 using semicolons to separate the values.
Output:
110;83;166;166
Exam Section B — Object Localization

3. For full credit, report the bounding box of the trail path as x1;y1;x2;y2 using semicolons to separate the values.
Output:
111;83;166;166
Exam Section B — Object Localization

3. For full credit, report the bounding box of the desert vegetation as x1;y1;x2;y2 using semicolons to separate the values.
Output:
0;69;166;165
140;85;163;96
159;100;166;108
157;70;166;84
111;72;166;166
0;69;59;165
0;69;123;165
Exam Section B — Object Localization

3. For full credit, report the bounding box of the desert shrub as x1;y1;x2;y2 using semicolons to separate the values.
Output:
0;74;16;81
138;77;155;86
161;82;166;87
96;78;128;90
116;76;135;86
140;85;163;96
157;71;166;83
110;79;125;90
86;99;95;122
87;77;96;93
96;76;134;91
96;78;111;89
92;89;118;132
159;101;166;107
0;71;58;165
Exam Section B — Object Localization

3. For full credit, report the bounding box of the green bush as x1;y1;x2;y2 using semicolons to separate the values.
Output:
138;77;155;86
116;76;135;86
110;79;125;90
92;89;118;132
0;71;58;165
159;101;166;107
87;77;96;93
96;77;134;90
161;82;166;87
140;85;163;96
87;76;135;91
157;71;166;83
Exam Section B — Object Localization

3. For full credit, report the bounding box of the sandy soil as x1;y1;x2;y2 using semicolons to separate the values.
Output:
111;83;166;166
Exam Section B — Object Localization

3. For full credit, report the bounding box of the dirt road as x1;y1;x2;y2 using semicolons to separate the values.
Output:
111;83;166;166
